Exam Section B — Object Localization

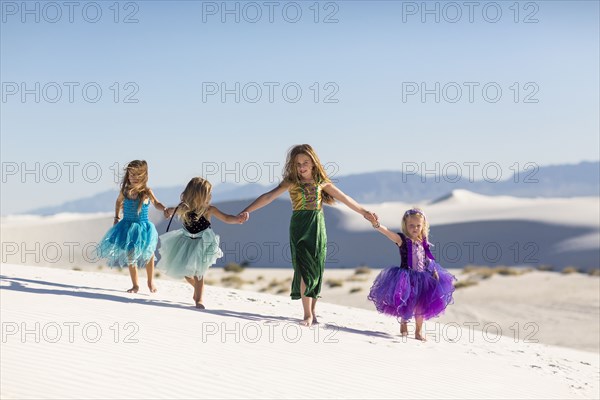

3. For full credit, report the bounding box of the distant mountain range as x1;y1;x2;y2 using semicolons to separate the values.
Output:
27;161;599;215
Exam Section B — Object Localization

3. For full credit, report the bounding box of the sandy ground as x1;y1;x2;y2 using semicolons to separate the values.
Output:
1;263;599;399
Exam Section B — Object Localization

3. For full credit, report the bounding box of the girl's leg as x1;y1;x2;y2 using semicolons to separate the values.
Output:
194;276;205;309
415;316;426;341
145;256;157;293
311;298;318;324
184;276;195;286
127;265;139;293
185;276;195;302
299;277;313;326
400;319;409;336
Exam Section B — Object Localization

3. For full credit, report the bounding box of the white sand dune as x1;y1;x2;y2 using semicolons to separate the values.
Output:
2;191;599;269
341;190;600;229
1;264;599;399
202;267;600;353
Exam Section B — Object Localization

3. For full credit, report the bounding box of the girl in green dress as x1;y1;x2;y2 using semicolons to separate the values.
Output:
240;144;377;326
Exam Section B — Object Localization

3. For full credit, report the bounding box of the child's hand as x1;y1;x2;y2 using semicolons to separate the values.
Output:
433;269;439;281
363;211;378;223
236;212;249;224
163;207;174;218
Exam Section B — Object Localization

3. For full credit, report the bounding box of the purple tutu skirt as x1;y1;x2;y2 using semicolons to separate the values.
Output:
368;262;456;320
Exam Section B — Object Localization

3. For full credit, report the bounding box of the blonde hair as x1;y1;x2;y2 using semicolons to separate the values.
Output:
176;177;212;226
282;144;335;205
401;207;430;241
120;160;151;214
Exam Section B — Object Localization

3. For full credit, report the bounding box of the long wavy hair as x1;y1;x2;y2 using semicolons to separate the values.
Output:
401;207;430;241
176;177;212;226
282;144;335;205
120;160;151;214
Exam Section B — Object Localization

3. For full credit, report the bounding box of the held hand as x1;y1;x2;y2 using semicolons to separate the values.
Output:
433;269;439;281
236;212;249;224
163;208;174;218
363;211;378;223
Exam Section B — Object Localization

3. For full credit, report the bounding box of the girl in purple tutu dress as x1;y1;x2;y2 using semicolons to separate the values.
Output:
368;208;456;341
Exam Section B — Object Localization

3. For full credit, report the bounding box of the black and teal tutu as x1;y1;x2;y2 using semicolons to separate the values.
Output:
157;228;223;278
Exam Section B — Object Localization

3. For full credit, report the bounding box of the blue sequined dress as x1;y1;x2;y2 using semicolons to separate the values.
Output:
97;198;158;268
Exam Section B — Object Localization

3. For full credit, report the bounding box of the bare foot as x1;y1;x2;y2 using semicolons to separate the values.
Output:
415;333;427;342
312;315;319;324
195;302;205;309
400;322;408;336
126;286;139;293
299;316;313;327
148;283;157;293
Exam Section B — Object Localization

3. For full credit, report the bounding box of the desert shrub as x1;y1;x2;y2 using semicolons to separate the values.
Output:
495;267;530;276
536;264;554;272
326;279;343;288
267;279;281;288
221;275;244;287
346;275;368;282
454;280;479;289
224;263;244;273
561;266;579;274
354;266;371;275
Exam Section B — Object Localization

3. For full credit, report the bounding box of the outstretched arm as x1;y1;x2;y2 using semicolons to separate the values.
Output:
372;222;403;246
209;206;246;224
148;189;171;218
240;182;290;215
321;182;378;223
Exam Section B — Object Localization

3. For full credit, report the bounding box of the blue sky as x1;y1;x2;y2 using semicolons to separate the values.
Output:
1;0;599;214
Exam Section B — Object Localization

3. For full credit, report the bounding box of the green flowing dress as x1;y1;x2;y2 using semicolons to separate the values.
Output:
288;181;327;299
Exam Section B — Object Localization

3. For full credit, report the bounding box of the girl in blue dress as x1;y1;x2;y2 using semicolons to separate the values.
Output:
97;160;170;293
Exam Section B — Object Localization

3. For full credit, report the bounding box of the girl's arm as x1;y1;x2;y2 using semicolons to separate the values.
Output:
240;182;290;215
113;192;125;225
208;206;245;224
321;182;377;223
372;222;403;246
148;189;170;218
